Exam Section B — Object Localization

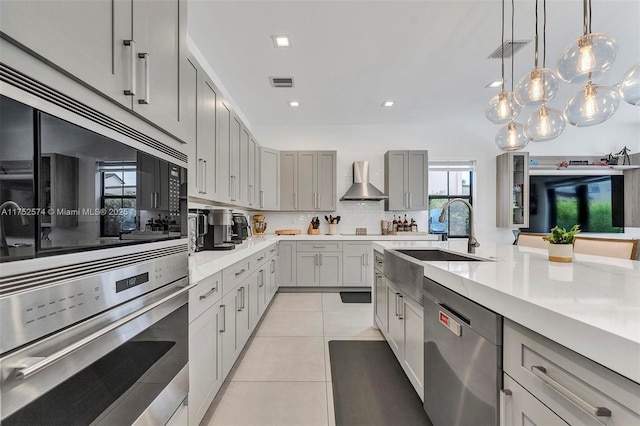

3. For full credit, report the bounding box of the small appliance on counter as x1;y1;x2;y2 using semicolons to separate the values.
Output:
188;208;235;251
231;213;250;243
252;214;267;235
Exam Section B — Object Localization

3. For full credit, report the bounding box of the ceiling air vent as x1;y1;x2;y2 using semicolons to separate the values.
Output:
269;77;294;88
487;40;531;59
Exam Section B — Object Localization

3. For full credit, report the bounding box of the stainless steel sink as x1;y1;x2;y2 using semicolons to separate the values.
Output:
395;249;484;262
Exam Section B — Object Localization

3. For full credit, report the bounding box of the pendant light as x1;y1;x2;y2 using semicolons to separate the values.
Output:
485;0;520;124
565;83;619;126
515;0;559;107
496;0;529;151
556;0;617;84
619;62;640;105
523;0;565;141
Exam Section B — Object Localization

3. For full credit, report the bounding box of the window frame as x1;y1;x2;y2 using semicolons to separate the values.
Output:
428;162;475;238
99;163;137;237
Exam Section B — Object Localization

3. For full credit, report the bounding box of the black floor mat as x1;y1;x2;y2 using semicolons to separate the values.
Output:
339;291;371;303
329;340;431;426
4;340;175;425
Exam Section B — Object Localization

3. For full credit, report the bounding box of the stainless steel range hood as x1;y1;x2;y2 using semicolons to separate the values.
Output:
340;161;388;201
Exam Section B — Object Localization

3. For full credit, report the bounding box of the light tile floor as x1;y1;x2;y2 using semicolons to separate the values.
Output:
202;292;383;426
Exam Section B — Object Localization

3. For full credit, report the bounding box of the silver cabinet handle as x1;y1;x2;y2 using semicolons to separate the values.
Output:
409;192;413;209
198;159;204;194
394;293;400;317
249;184;253;205
202;159;207;194
241;286;246;309
294;192;298;209
235;268;246;277
270;259;275;273
314;253;318;266
531;366;612;418
366;254;369;265
398;294;404;319
123;40;136;96
499;389;512;426
257;256;265;261
199;285;218;300
137;52;150;104
219;304;226;332
151;193;155;208
312;245;325;249
15;283;194;379
236;288;242;311
319;253;323;266
260;190;264;208
259;270;265;287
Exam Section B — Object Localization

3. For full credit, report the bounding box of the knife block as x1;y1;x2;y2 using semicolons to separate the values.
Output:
308;223;320;235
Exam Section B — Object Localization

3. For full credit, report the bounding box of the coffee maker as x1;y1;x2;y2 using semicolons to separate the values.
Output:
231;213;250;243
203;209;235;250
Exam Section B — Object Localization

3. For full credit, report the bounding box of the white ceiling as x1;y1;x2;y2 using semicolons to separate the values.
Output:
188;0;640;129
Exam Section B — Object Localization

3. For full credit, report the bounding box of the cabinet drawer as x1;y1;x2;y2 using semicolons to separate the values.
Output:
343;241;371;253
374;250;384;273
222;260;250;295
504;319;640;426
502;374;566;425
189;272;222;322
248;250;268;269
296;241;342;252
266;243;278;258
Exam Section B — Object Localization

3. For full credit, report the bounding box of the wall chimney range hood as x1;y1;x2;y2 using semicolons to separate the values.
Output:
340;161;388;201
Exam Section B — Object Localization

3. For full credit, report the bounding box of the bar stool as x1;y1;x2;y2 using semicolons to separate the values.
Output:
573;237;639;260
516;232;550;249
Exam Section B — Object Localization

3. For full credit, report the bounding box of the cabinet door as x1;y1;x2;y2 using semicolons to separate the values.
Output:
260;147;280;210
407;151;429;210
257;268;267;320
278;242;297;286
0;0;132;108
236;284;251;348
374;271;387;332
198;76;218;199
343;252;367;287
185;55;199;198
132;0;188;141
229;116;241;203
403;297;424;400
189;305;221;425
386;283;404;359
502;375;566;426
248;137;257;207
296;252;319;287
317;151;337;211
280;151;298;210
269;258;278;299
496;152;529;228
239;127;249;206
318;252;342;287
216;100;231;202
385;151;408;211
220;290;238;378
297;151;317;210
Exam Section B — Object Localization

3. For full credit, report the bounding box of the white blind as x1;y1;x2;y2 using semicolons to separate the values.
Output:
428;160;475;172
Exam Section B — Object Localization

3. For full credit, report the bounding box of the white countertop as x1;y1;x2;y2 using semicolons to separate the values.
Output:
373;240;640;383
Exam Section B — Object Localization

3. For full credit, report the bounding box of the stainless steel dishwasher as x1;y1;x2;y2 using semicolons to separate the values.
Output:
423;277;502;426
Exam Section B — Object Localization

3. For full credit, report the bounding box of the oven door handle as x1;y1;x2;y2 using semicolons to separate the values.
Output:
15;282;195;380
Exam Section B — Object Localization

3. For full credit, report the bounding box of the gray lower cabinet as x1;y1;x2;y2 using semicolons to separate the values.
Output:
402;296;423;399
502;375;566;426
384;150;429;211
220;288;239;378
259;147;280;210
1;0;191;143
188;272;222;426
280;151;336;211
296;252;319;286
386;281;404;357
278;241;297;286
318;252;342;287
502;319;640;426
374;267;387;333
342;242;372;287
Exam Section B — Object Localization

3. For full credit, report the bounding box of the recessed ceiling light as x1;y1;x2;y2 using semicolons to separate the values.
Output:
486;80;503;88
272;35;291;48
288;101;299;107
382;101;395;107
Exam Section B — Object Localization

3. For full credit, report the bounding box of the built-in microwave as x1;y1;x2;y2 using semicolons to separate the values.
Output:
0;94;187;262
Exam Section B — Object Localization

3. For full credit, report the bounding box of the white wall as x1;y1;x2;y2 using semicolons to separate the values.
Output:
254;120;640;243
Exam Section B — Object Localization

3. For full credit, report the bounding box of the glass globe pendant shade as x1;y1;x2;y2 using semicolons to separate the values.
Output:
485;91;521;124
524;106;566;141
515;68;560;107
619;62;640;106
564;84;619;127
556;33;617;84
496;121;529;151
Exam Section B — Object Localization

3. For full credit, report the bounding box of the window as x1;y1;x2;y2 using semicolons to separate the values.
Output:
100;162;137;237
428;161;474;238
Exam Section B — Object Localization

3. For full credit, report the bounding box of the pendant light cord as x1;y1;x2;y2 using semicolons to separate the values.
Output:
501;0;505;91
543;0;546;68
511;0;515;93
534;0;539;69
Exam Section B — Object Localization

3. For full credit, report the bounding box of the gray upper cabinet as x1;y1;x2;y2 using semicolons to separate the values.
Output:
186;54;217;200
216;100;231;203
1;0;191;143
247;137;257;207
496;152;529;228
280;151;336;211
259;147;280;210
239;127;250;206
229;116;241;203
384;151;429;211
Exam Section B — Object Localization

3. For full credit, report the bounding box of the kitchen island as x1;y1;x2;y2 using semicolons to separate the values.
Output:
372;240;640;384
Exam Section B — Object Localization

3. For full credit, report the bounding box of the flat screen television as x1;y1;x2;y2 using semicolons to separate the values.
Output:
524;174;625;234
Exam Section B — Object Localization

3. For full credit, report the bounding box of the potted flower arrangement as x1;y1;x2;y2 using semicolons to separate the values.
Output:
542;225;580;262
